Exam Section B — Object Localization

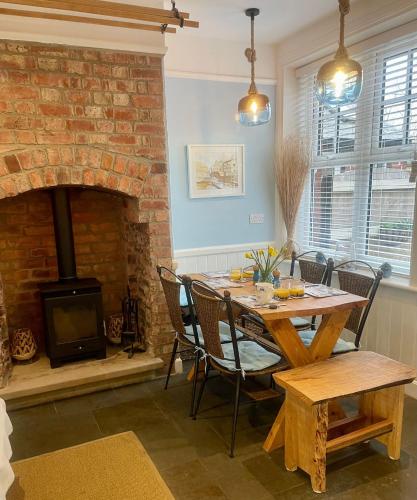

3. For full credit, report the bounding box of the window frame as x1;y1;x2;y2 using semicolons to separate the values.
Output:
298;42;417;277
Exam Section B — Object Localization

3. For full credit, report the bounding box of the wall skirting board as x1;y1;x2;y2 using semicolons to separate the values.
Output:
173;241;274;274
174;242;417;399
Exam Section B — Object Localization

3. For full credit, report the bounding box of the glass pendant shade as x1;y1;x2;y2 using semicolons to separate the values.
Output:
238;8;271;127
238;91;271;126
315;0;362;107
315;54;363;107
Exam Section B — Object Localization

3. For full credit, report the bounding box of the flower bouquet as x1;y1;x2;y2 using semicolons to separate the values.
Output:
245;245;289;282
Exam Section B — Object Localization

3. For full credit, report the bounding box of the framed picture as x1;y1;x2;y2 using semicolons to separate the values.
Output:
187;144;245;198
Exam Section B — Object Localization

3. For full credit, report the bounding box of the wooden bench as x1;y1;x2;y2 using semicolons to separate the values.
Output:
274;351;417;493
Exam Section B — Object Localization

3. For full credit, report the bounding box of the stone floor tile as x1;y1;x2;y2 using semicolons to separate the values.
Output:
10;412;103;461
54;388;118;416
6;369;417;500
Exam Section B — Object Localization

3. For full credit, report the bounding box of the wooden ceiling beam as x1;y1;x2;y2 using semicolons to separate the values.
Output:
0;0;198;27
0;7;177;33
0;0;190;18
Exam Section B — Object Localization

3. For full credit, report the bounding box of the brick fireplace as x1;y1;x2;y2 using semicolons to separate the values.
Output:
0;39;173;377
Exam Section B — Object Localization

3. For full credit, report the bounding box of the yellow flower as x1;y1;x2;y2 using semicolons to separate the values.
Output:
268;246;278;257
245;252;253;259
259;249;264;255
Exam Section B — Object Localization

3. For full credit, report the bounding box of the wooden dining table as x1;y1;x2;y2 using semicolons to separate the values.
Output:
189;274;369;454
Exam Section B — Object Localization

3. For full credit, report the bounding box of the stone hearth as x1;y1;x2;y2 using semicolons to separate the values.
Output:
0;348;164;410
0;39;174;382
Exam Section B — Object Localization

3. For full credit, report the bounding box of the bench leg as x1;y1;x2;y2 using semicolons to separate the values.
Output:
360;385;405;460
285;393;328;493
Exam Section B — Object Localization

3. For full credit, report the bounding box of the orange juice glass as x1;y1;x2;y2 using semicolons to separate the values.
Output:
293;279;305;297
230;267;242;282
274;288;290;300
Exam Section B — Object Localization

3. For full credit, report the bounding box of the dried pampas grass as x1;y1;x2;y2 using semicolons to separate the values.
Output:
276;136;311;253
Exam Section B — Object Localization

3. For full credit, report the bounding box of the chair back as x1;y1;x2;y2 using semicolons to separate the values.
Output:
191;281;241;370
290;250;329;285
156;266;200;346
333;261;383;346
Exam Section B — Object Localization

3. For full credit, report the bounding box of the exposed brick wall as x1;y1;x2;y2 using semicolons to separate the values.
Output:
0;40;173;360
72;189;128;317
0;190;56;347
0;188;130;348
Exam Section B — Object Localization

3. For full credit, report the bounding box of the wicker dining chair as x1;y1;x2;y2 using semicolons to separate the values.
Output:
298;260;383;354
191;280;287;458
289;250;332;330
157;267;246;416
157;266;201;416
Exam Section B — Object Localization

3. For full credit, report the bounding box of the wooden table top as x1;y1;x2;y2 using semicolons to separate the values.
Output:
190;275;369;321
274;351;417;405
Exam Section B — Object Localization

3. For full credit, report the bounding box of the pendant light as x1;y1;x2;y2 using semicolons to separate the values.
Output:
238;8;271;126
315;0;362;107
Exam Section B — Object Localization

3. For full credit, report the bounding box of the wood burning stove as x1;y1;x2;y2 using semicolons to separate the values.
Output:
39;188;106;368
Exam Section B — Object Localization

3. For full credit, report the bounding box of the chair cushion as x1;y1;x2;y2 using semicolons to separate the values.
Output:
298;330;357;353
184;322;244;346
212;341;281;373
291;317;311;329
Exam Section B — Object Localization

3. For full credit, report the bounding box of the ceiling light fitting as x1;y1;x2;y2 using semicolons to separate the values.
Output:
315;0;363;107
238;8;271;127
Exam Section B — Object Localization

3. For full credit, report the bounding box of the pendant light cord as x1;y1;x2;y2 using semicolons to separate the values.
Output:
245;11;257;94
336;0;350;58
251;13;255;86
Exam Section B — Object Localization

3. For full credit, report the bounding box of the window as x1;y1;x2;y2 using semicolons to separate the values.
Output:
297;40;417;275
308;165;356;249
367;162;414;265
317;105;356;155
379;51;417;147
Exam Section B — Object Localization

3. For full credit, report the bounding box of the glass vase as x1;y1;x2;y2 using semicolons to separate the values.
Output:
259;270;273;283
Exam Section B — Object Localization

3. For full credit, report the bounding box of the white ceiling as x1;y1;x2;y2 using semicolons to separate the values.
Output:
0;0;360;52
164;0;349;44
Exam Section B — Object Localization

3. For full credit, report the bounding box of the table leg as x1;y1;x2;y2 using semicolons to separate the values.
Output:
309;310;351;361
186;359;205;382
263;318;312;367
360;385;404;460
263;401;285;453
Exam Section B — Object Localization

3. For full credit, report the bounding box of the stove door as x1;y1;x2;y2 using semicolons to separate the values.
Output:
42;291;105;362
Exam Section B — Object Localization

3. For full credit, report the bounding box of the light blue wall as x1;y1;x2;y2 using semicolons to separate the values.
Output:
165;77;276;250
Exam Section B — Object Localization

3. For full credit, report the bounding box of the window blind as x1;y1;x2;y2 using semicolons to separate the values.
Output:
296;36;417;275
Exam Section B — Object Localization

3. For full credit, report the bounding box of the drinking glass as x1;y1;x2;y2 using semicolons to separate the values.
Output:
230;267;242;282
291;279;305;297
274;277;291;300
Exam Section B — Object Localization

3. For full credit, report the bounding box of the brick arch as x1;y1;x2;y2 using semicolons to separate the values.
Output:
0;39;174;370
0;146;156;200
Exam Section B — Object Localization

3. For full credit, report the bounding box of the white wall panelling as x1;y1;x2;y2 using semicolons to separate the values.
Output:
361;284;417;399
173;242;274;275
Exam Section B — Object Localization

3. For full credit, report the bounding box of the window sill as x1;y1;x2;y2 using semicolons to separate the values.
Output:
379;275;417;294
285;259;417;294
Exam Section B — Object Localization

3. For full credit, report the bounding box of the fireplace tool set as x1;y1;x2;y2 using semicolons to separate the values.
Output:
121;286;145;358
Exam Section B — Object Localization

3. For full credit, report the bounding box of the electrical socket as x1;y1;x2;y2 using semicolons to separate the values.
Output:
249;213;264;224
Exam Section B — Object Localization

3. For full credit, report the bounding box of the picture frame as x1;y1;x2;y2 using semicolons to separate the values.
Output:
187;144;245;199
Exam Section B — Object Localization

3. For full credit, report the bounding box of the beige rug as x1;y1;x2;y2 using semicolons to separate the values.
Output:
7;432;174;500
